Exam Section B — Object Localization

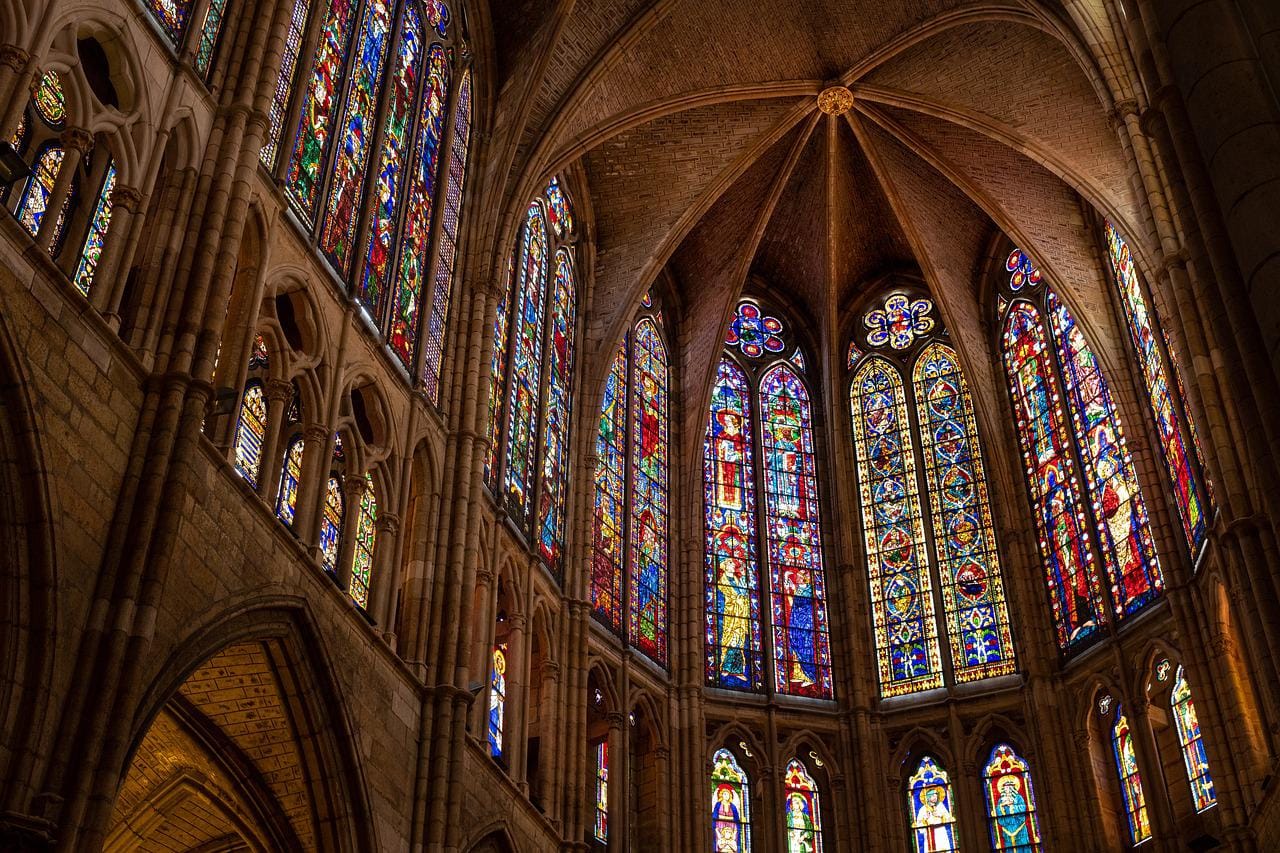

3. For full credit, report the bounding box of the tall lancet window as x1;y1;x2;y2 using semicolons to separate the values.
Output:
907;756;958;852
1109;703;1152;845
589;296;670;665
848;290;1016;698
999;249;1163;652
1171;665;1216;812
783;758;824;852
982;744;1042;851
711;748;752;852
704;300;833;698
485;179;579;577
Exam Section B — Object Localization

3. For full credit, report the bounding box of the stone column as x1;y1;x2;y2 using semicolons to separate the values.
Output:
505;612;529;786
535;658;561;810
89;185;144;316
0;45;31;141
332;473;366;591
605;712;625;853
367;512;400;630
292;424;332;550
1130;699;1177;849
35;128;93;252
256;379;293;500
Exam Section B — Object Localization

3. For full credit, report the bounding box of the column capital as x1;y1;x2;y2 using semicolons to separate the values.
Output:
375;512;401;536
303;423;329;443
0;44;30;72
109;184;144;212
343;472;369;497
542;660;562;682
606;711;626;729
1109;98;1140;129
59;126;94;153
1161;248;1191;273
265;378;294;402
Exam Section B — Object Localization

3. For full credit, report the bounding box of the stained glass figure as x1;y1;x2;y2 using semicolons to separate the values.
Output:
1104;223;1208;556
386;44;449;367
591;344;628;632
913;343;1015;681
630;319;669;663
350;475;376;608
726;301;785;358
983;744;1041;852
711;748;752;852
545;174;573;238
1171;665;1216;812
318;0;394;276
705;359;762;691
1002;301;1106;649
1112;707;1151;845
503;203;549;527
10;112;27;151
847;341;864;370
1048;290;1163;616
850;358;942;697
422;69;473;403
783;758;823;853
32;72;65;128
234;381;267;487
1005;249;1041;291
17;144;69;244
422;0;449;34
249;333;269;369
865;293;934;350
194;0;228;74
536;250;576;572
285;0;360;221
761;365;832;698
146;0;191;44
594;741;609;843
261;0;311;169
320;473;344;573
276;437;305;525
73;162;116;296
488;645;507;757
484;256;515;487
908;756;958;853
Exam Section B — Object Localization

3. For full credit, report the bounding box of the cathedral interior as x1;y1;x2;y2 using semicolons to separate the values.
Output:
1;0;1280;850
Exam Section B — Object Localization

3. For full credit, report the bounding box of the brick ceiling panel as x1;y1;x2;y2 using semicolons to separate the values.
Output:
750;124;828;312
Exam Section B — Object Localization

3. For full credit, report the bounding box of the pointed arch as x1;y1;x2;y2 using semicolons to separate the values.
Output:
1111;705;1151;845
629;316;668;663
1171;664;1216;812
982;743;1042;851
536;249;576;573
783;757;824;852
711;747;753;852
907;755;958;853
590;342;627;632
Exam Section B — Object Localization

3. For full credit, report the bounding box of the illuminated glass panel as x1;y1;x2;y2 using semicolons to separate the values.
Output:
1002;301;1106;649
502;204;549;527
783;759;823;853
913;343;1016;681
705;359;762;691
10;112;27;150
261;0;310;169
488;645;506;757
983;744;1041;852
233;381;267;487
73;162;116;296
850;358;942;697
908;757;958;853
194;0;228;74
594;741;609;844
484;254;515;487
146;0;191;45
864;293;934;350
285;0;360;221
318;0;394;276
1104;223;1208;556
545;174;573;238
1172;665;1216;812
591;344;627;632
32;72;65;128
726;300;784;358
17;145;71;248
275;437;304;525
711;749;752;853
386;43;449;368
320;474;344;572
1048;289;1163;617
761;365;832;698
630;319;669;664
536;250;576;572
422;69;473;404
350;475;376;608
1112;708;1151;845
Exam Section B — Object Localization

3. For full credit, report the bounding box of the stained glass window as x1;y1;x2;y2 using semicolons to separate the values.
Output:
32;72;66;128
591;344;627;631
320;472;344;573
783;758;823;853
630;318;669;664
761;365;832;698
10;112;27;151
983;744;1041;851
1049;290;1164;617
422;69;473;403
535;251;576;572
146;0;192;44
350;475;376;608
1002;300;1106;649
484;255;515;487
1171;665;1216;812
864;293;934;350
386;43;450;368
502;203;549;526
318;0;395;276
726;300;784;358
850;358;942;696
846;341;863;370
276;437;304;525
261;0;310;169
1112;707;1151;845
488;644;507;757
73;162;116;296
285;0;360;221
908;756;958;853
913;343;1015;682
545;175;573;237
194;0;228;74
234;381;267;487
17;144;69;244
705;359;762;691
711;749;752;853
594;741;609;844
1104;223;1208;556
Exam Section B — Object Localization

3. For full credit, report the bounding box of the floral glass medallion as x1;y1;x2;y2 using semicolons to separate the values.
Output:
864;293;934;350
